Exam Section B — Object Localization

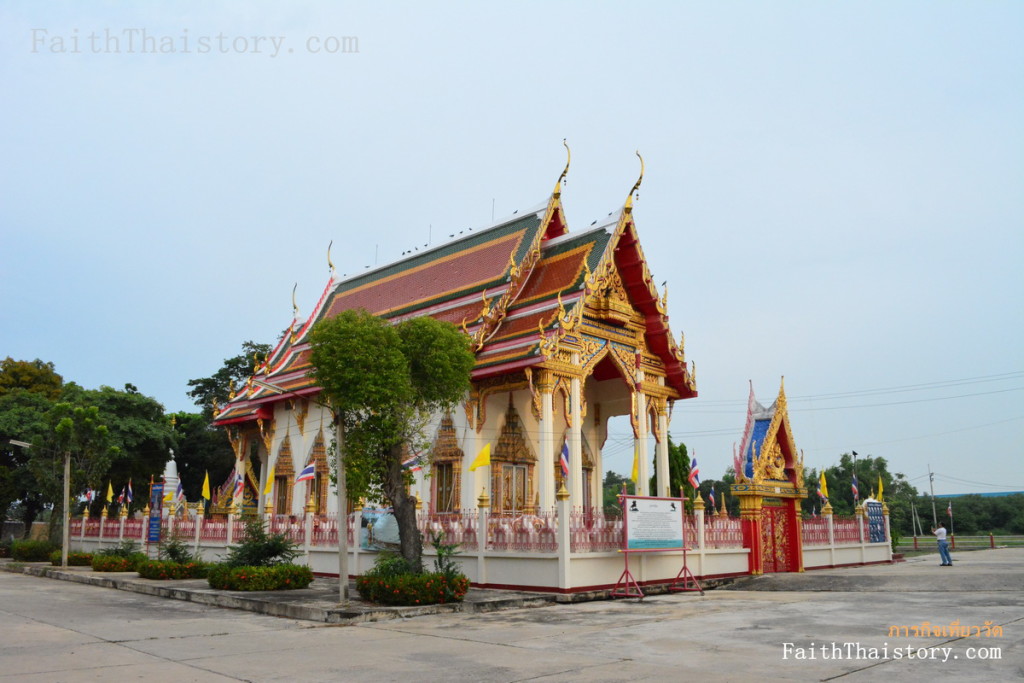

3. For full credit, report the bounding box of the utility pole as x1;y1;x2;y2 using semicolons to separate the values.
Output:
928;464;938;527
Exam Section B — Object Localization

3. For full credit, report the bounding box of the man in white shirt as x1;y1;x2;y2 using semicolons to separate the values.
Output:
932;523;952;566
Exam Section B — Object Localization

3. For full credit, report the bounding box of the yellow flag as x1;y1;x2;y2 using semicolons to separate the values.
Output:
106;482;114;503
819;471;829;499
263;466;275;496
202;471;211;500
877;475;884;502
631;444;640;485
469;443;491;471
163;490;173;502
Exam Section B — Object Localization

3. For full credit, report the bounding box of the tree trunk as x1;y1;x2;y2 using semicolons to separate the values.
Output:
384;443;422;571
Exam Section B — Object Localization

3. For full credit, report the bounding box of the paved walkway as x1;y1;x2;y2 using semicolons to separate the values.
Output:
1;549;1020;681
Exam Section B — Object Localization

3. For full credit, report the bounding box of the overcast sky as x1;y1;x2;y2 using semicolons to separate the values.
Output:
2;2;1021;496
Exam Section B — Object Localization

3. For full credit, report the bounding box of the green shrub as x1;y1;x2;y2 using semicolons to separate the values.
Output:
136;559;209;580
0;539;11;558
364;551;418;579
11;539;56;562
223;517;299;568
158;534;199;564
49;550;93;566
92;553;146;572
206;563;313;591
97;540;141;558
355;571;469;606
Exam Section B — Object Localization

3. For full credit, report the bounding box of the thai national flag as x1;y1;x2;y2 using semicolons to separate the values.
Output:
85;488;94;503
688;458;700;489
233;471;244;498
295;462;316;485
560;442;570;479
126;479;133;503
851;473;859;501
117;487;125;505
708;487;716;509
175;480;185;503
947;501;953;518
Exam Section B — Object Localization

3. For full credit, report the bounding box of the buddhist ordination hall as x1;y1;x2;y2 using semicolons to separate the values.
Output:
212;152;695;522
98;150;885;592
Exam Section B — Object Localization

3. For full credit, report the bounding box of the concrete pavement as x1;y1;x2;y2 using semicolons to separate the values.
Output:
0;549;1020;681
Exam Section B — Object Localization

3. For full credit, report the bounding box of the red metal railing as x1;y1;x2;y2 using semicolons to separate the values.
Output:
832;516;861;544
801;516;830;546
418;511;480;551
568;508;621;553
704;515;744;548
491;509;559;552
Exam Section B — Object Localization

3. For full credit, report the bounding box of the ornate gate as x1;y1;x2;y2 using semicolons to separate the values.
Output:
760;503;795;573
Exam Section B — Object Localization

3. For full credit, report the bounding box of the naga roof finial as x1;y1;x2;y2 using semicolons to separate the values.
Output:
625;150;644;211
327;240;335;277
554;139;571;196
292;283;299;319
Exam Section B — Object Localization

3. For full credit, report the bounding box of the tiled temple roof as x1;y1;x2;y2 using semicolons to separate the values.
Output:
214;178;695;426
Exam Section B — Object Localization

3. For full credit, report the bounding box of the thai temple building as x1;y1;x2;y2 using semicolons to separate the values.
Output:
211;152;697;521
60;152;888;592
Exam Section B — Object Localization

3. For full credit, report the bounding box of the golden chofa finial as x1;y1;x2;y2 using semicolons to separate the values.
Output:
292;283;299;319
327;240;335;277
625;150;644;212
553;138;571;196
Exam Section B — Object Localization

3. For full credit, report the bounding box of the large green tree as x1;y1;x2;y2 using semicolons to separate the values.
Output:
169;411;236;502
186;341;270;418
0;357;63;400
309;309;475;570
29;402;117;539
0;389;54;533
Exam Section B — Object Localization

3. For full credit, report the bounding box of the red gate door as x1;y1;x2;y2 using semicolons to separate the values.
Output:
760;504;794;573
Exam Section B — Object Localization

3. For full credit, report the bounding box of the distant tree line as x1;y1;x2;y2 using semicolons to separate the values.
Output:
0;344;267;539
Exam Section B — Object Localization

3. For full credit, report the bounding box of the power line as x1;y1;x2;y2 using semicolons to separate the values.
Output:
687;370;1024;407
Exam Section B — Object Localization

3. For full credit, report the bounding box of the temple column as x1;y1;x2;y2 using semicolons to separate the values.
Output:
569;358;584;506
655;399;670;497
634;355;650;495
464;409;485;513
538;373;555;510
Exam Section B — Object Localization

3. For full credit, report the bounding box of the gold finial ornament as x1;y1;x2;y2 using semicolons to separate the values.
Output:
327;240;335;276
292;283;299;319
554;138;571;195
625;150;645;211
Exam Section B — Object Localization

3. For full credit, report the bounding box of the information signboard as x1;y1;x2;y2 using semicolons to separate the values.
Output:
148;482;164;544
865;499;885;543
622;495;685;551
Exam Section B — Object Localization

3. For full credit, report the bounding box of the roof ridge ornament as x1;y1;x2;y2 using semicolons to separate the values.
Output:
554;139;570;196
327;240;335;277
625;150;644;213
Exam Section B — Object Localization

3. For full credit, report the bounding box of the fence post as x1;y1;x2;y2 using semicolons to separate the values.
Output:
693;495;706;550
194;504;203;558
119;506;128;541
555;484;571;591
823;502;835;567
80;509;88;544
226;505;236;547
990;533;995;549
303;494;315;563
950;534;956;550
352;499;363;577
476;489;490;586
913;535;918;550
